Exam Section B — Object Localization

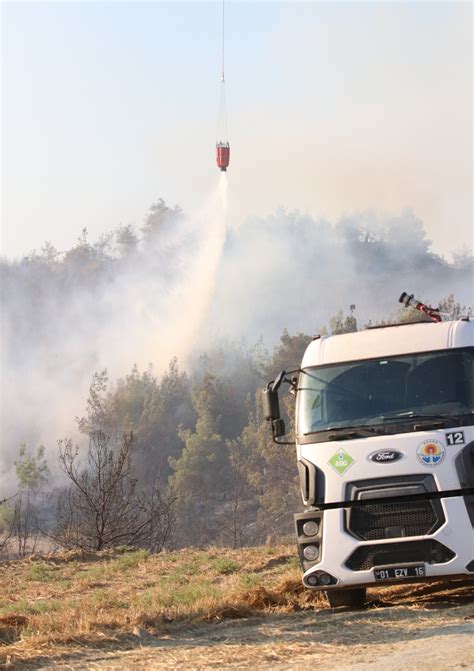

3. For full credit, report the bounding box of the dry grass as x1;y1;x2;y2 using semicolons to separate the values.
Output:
0;545;472;669
0;546;316;664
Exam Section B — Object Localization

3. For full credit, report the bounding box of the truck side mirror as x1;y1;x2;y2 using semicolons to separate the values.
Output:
262;386;281;421
262;369;287;421
263;375;289;443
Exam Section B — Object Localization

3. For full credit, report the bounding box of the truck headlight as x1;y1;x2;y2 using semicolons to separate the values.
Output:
303;544;319;561
302;521;319;537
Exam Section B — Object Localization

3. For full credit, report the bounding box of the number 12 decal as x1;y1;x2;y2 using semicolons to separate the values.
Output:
446;431;465;445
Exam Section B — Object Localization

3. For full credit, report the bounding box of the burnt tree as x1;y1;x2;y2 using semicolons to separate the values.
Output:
56;431;173;552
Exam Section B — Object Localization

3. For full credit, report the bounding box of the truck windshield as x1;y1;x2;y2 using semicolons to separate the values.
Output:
298;347;473;435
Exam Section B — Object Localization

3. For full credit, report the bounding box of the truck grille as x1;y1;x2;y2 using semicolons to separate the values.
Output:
345;475;444;541
349;500;438;540
345;540;455;571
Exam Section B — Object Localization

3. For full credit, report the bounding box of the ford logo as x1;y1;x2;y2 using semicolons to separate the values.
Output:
369;450;403;463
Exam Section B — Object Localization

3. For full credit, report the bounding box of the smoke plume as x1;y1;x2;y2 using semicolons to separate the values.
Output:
0;177;228;490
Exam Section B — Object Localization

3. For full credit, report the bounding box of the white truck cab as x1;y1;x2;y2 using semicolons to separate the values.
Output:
264;316;474;607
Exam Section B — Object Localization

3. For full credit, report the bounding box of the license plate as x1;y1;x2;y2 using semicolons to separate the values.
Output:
374;565;426;581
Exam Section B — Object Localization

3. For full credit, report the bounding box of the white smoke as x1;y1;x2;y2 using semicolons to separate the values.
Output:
0;177;228;491
1;193;472;494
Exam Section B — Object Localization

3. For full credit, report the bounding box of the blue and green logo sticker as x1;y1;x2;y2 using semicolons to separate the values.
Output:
328;448;355;475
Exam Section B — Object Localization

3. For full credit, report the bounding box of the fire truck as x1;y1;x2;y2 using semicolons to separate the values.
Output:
264;295;474;607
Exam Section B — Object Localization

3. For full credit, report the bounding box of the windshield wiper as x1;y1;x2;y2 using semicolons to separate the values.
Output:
381;411;465;426
304;426;383;440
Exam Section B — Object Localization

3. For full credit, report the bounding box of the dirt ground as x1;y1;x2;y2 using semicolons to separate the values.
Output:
4;581;473;670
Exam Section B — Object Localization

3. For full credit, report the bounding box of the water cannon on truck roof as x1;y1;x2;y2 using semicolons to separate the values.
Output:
399;292;443;322
264;293;474;608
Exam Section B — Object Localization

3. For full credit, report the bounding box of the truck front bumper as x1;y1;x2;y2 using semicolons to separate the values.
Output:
297;493;474;590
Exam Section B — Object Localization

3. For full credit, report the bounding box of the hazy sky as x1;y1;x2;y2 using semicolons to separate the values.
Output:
1;0;472;258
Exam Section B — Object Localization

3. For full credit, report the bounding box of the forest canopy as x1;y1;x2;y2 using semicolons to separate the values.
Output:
1;200;472;553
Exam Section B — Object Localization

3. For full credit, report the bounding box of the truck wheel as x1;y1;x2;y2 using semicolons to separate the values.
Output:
326;588;366;609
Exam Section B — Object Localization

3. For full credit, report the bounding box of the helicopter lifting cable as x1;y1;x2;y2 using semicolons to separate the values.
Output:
216;0;230;172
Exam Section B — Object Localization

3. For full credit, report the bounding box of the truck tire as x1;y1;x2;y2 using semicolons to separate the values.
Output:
326;588;366;609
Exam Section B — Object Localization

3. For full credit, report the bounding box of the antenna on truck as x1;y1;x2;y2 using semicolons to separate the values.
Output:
399;292;442;323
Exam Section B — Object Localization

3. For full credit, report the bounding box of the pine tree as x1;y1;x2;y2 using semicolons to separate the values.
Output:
170;375;230;546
